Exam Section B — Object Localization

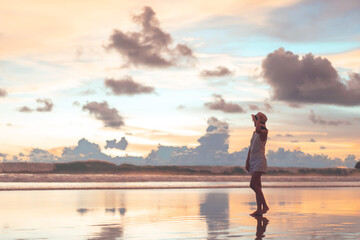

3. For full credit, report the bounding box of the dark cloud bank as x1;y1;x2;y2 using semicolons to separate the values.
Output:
105;6;195;68
262;48;360;106
1;117;358;168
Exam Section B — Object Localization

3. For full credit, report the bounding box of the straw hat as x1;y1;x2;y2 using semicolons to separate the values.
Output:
251;112;267;129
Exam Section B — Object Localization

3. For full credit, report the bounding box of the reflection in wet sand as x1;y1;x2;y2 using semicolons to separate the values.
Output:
88;224;123;240
77;208;89;215
0;187;359;239
200;193;229;239
253;215;269;240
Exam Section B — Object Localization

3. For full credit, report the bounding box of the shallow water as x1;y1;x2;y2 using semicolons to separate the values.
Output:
1;187;360;239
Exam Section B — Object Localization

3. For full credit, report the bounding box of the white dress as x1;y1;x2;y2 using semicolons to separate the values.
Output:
249;131;267;173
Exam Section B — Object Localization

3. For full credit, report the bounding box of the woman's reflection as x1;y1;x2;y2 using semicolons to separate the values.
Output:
253;215;269;240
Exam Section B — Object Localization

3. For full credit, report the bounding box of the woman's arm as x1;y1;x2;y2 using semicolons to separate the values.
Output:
246;146;251;172
255;118;268;142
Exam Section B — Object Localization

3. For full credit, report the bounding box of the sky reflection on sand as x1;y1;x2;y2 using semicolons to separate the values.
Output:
0;187;359;239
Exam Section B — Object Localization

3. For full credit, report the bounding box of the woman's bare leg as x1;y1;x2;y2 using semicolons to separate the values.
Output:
250;171;269;215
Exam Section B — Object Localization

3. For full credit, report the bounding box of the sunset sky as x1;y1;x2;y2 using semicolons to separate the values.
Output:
1;0;359;166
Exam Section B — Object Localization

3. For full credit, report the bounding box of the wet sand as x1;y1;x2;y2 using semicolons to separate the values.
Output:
1;188;360;239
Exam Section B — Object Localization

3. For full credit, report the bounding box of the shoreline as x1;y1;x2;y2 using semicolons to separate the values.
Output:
2;186;360;191
1;181;360;191
1;174;360;182
2;174;360;191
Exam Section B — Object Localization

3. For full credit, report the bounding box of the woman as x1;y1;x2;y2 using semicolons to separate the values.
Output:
246;112;269;215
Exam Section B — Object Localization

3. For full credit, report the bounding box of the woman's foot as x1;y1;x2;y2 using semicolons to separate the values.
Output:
261;206;269;214
250;210;262;216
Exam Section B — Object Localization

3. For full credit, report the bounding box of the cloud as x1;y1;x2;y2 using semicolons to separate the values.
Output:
200;66;233;78
36;98;53;112
28;148;56;162
177;105;185;110
1;149;56;162
196;117;230;153
344;155;359;168
0;153;7;162
309;110;351;126
348;72;360;89
105;76;155;96
288;103;303;108
205;94;245;113
276;133;293;137
60;138;111;162
247;101;273;113
18;98;54;113
83;101;124;129
266;148;358;168
105;6;195;68
4;138;139;163
309;138;316;142
0;88;7;97
142;117;359;167
5;117;239;166
320;146;327;149
3;119;359;168
58;138;142;164
262;48;360;106
263;99;273;112
248;104;259;111
144;117;247;165
105;137;128;150
81;89;96;95
18;106;33;113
